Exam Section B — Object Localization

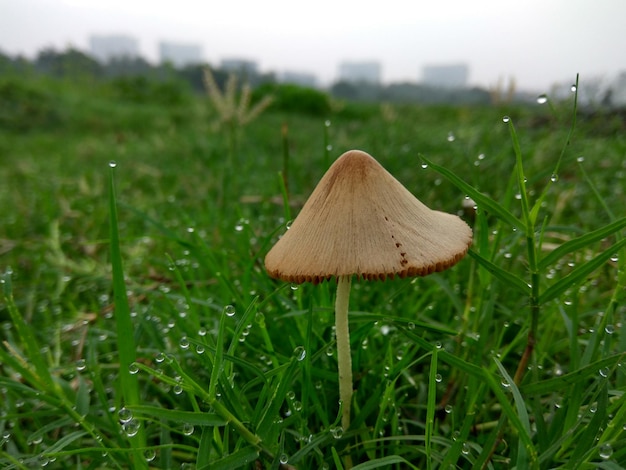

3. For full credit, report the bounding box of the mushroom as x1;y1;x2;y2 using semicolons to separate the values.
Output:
265;149;472;431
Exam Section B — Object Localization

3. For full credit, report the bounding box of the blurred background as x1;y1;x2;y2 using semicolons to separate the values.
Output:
1;0;625;104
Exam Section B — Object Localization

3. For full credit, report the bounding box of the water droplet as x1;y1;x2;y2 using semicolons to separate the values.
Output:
173;384;184;395
279;453;289;464
155;352;166;363
108;160;117;168
435;373;443;383
196;344;205;354
293;346;306;361
325;120;331;127
182;423;194;436
599;443;613;459
325;346;334;357
447;131;456;142
445;404;453;414
128;362;139;375
330;426;344;439
76;359;87;372
361;338;369;350
286;390;296;401
407;322;415;330
599;367;610;378
610;254;618;262
604;325;615;335
461;442;471;455
179;337;190;350
570;84;577;92
285;220;293;230
577;156;585;163
123;419;140;437
550;173;559;182
435;341;443;349
292;401;302;412
144;449;156;462
502;116;510;123
290;283;299;291
536;94;548;104
118;408;133;424
420;162;428;169
224;305;236;317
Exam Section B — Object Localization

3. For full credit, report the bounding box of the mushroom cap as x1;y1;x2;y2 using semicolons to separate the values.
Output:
265;150;473;284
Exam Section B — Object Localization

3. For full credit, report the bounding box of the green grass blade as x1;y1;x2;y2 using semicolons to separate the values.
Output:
203;445;259;470
539;238;626;304
1;270;56;392
352;455;419;470
538;217;626;270
425;349;438;470
468;249;531;295
494;358;533;469
128;405;228;426
521;353;625;395
108;163;147;465
420;154;525;231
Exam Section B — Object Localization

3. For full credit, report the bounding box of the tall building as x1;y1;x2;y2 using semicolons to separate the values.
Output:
422;64;469;89
280;71;318;88
159;41;203;68
89;35;139;63
220;58;258;75
338;61;381;84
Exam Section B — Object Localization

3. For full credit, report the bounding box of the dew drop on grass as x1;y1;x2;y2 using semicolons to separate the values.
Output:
76;359;86;372
144;449;156;462
550;173;559;182
461;442;471;455
182;423;194;436
279;454;289;464
447;131;456;142
224;305;236;317
435;374;443;383
123;419;140;437
330;426;344;439
118;408;133;424
290;283;299;291
445;404;453;414
285;220;293;230
605;325;615;335
292;401;302;412
502;116;510;123
599;367;610;378
196;344;205;354
577;156;585;163
570;84;577;92
420;162;428;169
599;443;613;460
108;160;117;168
325;119;331;127
536;94;548;104
155;352;166;363
128;362;139;375
293;346;306;361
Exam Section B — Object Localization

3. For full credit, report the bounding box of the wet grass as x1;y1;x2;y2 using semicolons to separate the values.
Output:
1;75;625;468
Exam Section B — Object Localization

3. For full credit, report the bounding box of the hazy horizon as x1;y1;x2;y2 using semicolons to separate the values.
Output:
1;0;625;91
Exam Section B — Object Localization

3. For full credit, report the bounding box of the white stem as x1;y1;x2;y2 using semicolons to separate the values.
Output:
335;275;353;431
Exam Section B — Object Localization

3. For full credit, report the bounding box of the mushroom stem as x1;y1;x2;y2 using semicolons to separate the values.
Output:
335;274;353;431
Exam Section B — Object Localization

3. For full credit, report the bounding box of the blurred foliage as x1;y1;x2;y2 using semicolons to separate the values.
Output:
252;82;331;116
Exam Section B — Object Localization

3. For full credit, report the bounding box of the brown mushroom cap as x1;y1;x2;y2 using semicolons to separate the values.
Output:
265;150;473;284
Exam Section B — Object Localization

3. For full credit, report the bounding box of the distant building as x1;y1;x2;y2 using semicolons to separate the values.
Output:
280;71;318;88
159;41;203;68
338;61;381;84
89;35;139;63
422;64;469;88
220;58;258;76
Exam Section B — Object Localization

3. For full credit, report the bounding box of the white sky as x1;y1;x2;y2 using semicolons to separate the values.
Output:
1;0;625;90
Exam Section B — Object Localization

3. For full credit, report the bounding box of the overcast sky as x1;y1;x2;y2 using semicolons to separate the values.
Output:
1;0;625;90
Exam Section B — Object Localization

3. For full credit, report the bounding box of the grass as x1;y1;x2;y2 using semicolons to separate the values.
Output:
1;74;625;469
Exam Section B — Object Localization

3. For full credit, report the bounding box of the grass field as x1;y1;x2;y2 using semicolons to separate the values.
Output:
1;74;625;469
